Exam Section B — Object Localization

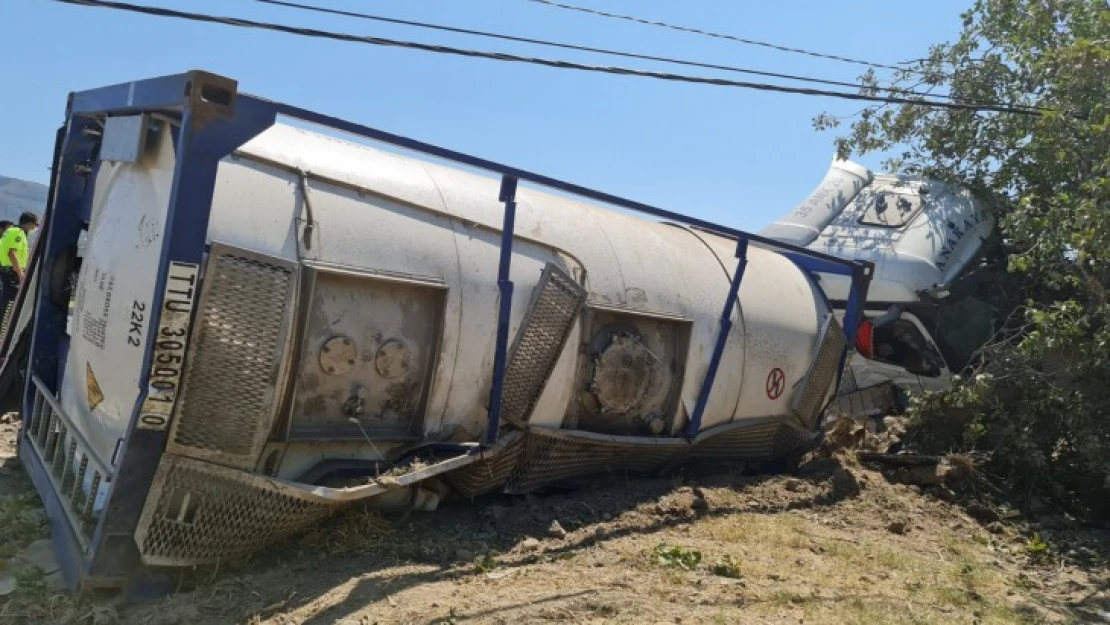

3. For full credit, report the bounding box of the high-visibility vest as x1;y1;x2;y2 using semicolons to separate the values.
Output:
0;226;28;270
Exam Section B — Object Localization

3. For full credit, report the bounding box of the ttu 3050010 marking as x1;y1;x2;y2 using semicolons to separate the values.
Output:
137;261;199;431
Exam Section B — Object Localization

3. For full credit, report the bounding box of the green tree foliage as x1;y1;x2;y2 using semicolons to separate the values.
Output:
817;0;1110;514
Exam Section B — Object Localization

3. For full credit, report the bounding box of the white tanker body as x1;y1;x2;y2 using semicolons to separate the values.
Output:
71;123;835;473
13;72;863;578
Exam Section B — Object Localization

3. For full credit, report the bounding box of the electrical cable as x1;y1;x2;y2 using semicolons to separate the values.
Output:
526;0;917;74
47;0;1042;116
249;0;962;101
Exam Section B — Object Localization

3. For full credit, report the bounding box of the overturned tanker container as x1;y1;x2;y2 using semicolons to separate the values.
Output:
3;71;872;595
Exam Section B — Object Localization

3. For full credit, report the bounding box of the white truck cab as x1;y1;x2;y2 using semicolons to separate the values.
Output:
761;158;998;414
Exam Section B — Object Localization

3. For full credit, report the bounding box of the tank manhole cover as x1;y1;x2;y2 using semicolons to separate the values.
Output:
374;338;412;379
591;334;655;414
319;335;357;375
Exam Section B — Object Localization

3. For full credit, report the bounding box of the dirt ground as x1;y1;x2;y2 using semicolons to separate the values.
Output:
0;417;1107;625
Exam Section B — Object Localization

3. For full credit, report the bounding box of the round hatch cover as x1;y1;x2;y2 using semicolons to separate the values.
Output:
590;333;655;414
319;335;357;375
374;338;413;379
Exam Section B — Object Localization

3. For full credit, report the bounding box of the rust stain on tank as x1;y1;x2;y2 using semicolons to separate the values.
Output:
380;379;420;417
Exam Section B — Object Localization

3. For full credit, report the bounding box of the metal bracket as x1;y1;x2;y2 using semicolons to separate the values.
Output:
100;114;151;163
182;71;237;128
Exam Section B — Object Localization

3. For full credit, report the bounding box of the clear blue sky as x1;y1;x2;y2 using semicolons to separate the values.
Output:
0;0;966;231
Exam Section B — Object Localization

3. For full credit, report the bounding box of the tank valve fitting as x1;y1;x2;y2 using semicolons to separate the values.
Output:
343;386;368;417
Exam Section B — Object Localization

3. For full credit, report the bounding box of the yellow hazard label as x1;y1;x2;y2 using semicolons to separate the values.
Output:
86;362;104;411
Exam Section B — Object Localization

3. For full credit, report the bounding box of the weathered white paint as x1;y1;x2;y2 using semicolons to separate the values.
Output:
58;124;176;464
63;121;835;479
225;124;830;438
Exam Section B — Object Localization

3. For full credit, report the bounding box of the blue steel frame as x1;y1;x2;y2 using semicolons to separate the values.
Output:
684;237;749;437
485;176;518;445
19;70;872;593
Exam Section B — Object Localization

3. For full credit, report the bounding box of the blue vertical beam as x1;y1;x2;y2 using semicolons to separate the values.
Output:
484;176;518;445
24;116;97;406
736;251;873;434
0;123;64;359
811;262;873;438
826;262;873;408
840;263;872;345
776;252;873;348
686;237;749;438
18;114;99;593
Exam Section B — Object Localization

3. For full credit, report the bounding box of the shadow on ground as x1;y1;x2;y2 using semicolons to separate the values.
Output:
122;457;862;624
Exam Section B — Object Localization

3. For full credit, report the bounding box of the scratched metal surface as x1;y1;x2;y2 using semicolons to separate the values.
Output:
289;270;444;438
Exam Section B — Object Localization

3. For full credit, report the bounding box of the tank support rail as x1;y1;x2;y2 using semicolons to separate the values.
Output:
16;70;874;595
485;176;519;445
686;237;750;437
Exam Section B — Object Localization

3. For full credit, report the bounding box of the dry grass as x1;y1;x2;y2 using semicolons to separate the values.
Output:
1;438;1097;624
298;508;396;556
629;490;1038;624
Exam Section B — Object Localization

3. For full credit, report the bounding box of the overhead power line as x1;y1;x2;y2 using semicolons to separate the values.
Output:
47;0;1041;117
248;0;948;100
527;0;914;74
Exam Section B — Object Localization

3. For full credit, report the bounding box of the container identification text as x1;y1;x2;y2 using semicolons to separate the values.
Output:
137;261;199;430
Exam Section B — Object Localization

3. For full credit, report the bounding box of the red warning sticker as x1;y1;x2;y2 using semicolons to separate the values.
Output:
766;367;785;400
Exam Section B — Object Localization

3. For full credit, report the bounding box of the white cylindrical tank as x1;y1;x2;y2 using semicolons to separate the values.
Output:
58;122;836;479
214;124;830;440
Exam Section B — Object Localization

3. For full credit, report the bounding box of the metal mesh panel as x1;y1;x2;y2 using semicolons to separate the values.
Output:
790;315;847;429
828;382;897;421
687;419;783;461
136;454;338;566
505;428;685;494
500;264;586;426
169;246;297;469
771;423;818;458
445;431;526;498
